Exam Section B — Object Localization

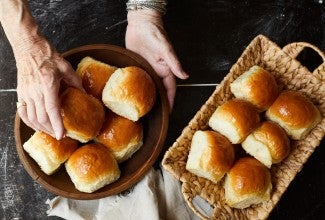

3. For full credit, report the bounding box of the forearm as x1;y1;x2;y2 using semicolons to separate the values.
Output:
0;0;44;55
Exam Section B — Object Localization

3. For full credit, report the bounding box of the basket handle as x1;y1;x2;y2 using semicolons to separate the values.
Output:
181;182;216;220
282;42;325;76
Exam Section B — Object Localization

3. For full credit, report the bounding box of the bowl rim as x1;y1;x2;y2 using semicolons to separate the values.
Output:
14;43;169;200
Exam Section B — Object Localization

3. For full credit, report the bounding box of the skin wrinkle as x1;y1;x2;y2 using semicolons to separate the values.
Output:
1;1;188;138
126;9;188;109
0;0;86;139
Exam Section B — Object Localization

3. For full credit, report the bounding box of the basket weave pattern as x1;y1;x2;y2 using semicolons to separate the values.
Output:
162;35;325;220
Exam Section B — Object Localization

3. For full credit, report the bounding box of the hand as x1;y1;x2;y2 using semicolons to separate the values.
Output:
15;38;83;139
125;9;188;110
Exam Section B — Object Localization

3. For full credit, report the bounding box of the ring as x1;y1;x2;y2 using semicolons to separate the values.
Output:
16;101;27;109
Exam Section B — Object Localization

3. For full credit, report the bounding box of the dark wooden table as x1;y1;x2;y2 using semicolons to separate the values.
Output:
0;0;324;219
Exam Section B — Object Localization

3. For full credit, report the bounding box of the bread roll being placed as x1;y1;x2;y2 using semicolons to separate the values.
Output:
60;87;105;143
186;130;235;184
230;65;279;111
76;56;117;99
96;111;143;163
224;157;272;209
242;121;290;168
208;99;260;144
265;90;321;140
102;66;156;121
23;131;79;175
65;143;120;193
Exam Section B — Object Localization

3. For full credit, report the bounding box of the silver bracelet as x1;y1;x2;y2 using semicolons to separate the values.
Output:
126;0;168;15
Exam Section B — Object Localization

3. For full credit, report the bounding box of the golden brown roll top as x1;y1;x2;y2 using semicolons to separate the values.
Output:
265;90;321;140
242;121;290;168
96;111;143;163
208;99;260;144
65;143;120;193
230;65;279;111
60;87;105;143
224;157;272;209
76;56;117;99
186;130;235;184
23;131;79;175
102;66;156;121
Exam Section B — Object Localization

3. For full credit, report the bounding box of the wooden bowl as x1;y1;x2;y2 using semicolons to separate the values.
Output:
14;44;169;200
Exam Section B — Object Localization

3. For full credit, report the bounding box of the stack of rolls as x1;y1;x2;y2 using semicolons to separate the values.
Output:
186;65;321;209
23;56;156;193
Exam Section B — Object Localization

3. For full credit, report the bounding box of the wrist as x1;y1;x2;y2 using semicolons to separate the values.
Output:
126;0;167;15
12;31;49;57
13;37;56;64
127;9;163;25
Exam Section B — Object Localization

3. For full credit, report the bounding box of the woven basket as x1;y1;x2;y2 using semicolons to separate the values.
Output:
162;35;325;220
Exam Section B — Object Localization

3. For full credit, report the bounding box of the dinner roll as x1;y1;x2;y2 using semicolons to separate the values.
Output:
224;157;272;209
242;121;290;168
96;111;143;163
230;65;279;111
65;143;120;193
265;90;321;140
60;87;105;143
76;56;117;99
102;66;156;121
208;99;260;144
186;130;235;184
23;131;79;175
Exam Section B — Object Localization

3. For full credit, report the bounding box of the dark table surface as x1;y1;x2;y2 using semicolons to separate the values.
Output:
0;0;324;219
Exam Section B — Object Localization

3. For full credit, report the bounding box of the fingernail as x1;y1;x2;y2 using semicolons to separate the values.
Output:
183;72;189;79
55;132;62;140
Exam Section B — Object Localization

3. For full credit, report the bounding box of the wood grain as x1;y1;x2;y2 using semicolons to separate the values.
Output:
14;44;169;200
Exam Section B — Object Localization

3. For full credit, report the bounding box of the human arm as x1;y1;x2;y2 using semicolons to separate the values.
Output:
0;0;83;139
125;3;188;110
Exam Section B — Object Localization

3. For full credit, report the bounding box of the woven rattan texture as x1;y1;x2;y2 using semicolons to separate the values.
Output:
162;35;325;220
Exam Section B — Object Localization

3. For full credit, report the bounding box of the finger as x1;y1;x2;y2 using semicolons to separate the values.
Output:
24;99;40;131
162;73;177;111
59;61;84;91
26;99;51;134
17;105;36;131
146;56;176;111
17;92;36;131
35;98;55;136
161;44;189;79
43;86;65;140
